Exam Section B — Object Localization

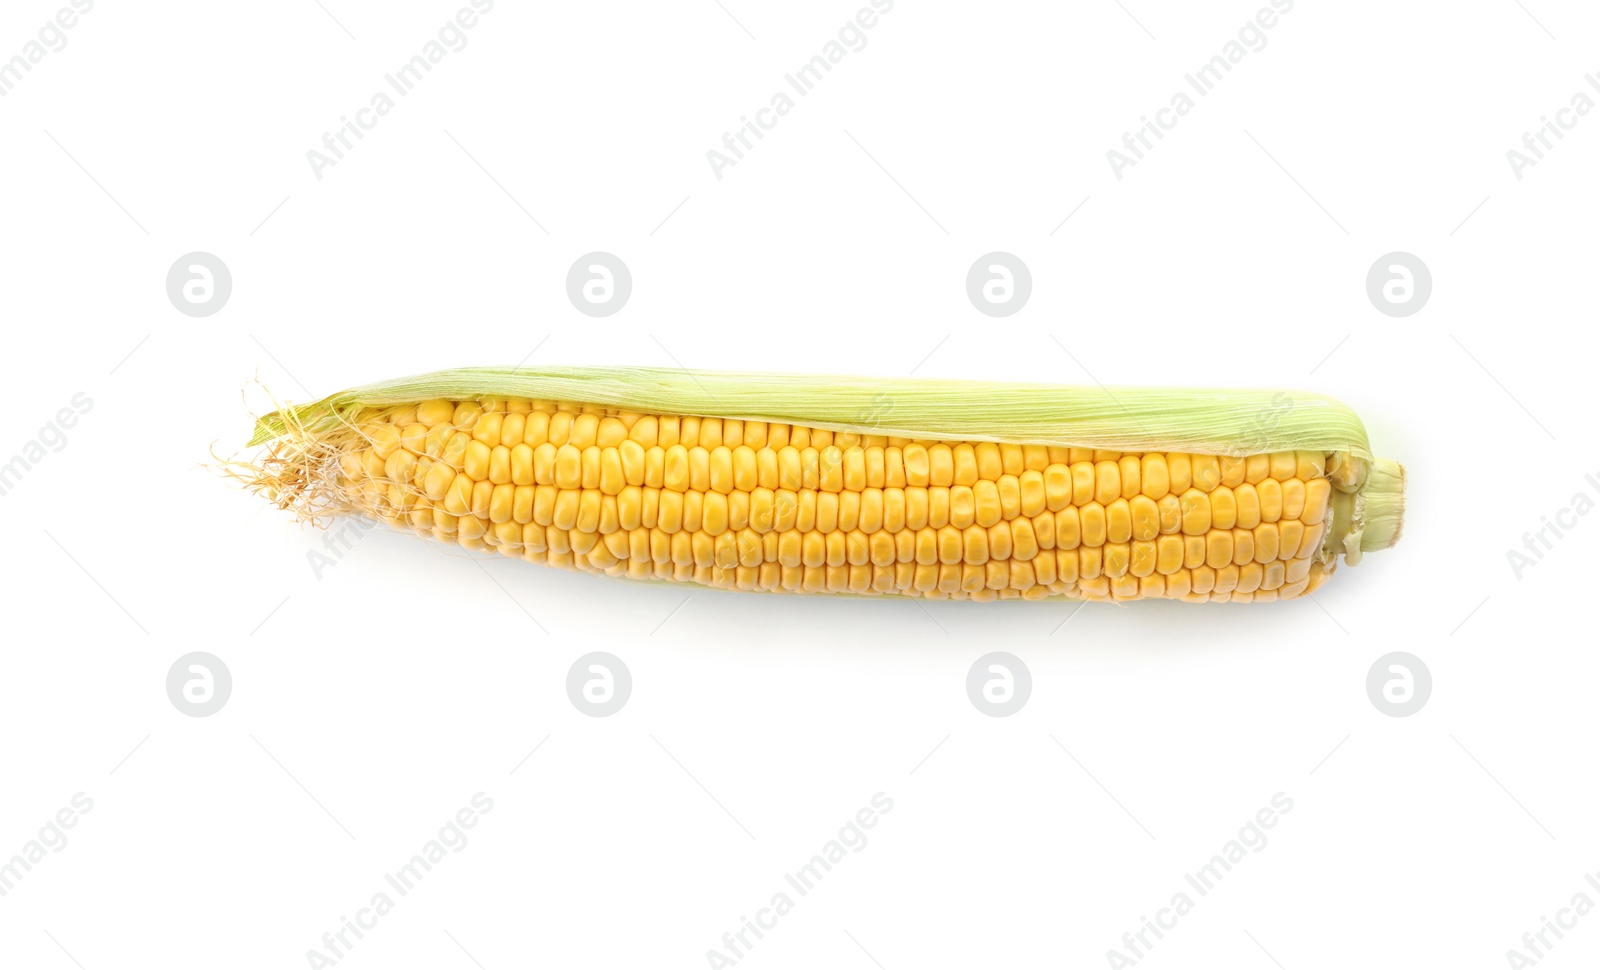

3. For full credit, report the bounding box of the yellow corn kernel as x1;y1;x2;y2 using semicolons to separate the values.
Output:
1232;528;1254;566
1278;520;1305;561
569;413;599;449
1257;478;1283;522
1034;548;1056;584
1130;539;1156;577
470;480;493;518
928;444;953;487
488;445;512;485
1179;489;1211;535
368;424;401;459
599;448;624;495
472;412;503;447
1209;486;1236;531
1156;534;1184;574
422;462;457;501
1094;460;1121;505
1167;453;1192;493
1140;453;1169;500
1281;478;1306;521
1012;517;1038;561
1055;507;1080;550
1071;462;1095;506
1301;477;1331;524
1001;444;1026;475
444;473;474;516
1243;453;1269;484
385;450;416;488
1219;456;1245;488
461;440;491;481
1157;493;1182;534
976;443;1003;480
1129;495;1159;540
1032;511;1055;550
1253;522;1279;563
489;484;515;524
522;411;551;446
1269;451;1297;481
1205;530;1233;569
1020;470;1046;517
1117;454;1141;499
903;444;930;486
1080;502;1107;547
988;521;1013;560
1234;483;1261;530
1297;521;1325;559
664;445;690;492
1079;546;1102;580
417;399;455;425
1056;549;1078;584
552;444;581;490
1106;499;1132;544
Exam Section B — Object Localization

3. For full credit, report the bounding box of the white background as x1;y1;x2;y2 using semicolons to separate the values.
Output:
1;1;1596;967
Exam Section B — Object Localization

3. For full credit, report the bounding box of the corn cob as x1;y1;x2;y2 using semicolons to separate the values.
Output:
240;367;1403;603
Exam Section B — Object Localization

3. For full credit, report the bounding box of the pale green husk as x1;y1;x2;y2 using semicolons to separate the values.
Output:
1356;457;1406;554
250;365;1375;459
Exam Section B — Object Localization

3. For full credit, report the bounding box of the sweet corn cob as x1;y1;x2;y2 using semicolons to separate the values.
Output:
240;367;1403;603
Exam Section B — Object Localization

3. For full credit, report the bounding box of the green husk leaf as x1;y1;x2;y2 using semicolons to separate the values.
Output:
1356;457;1405;553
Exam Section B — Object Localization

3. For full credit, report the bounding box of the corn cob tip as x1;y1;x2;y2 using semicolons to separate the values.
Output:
1356;457;1404;553
221;401;370;528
